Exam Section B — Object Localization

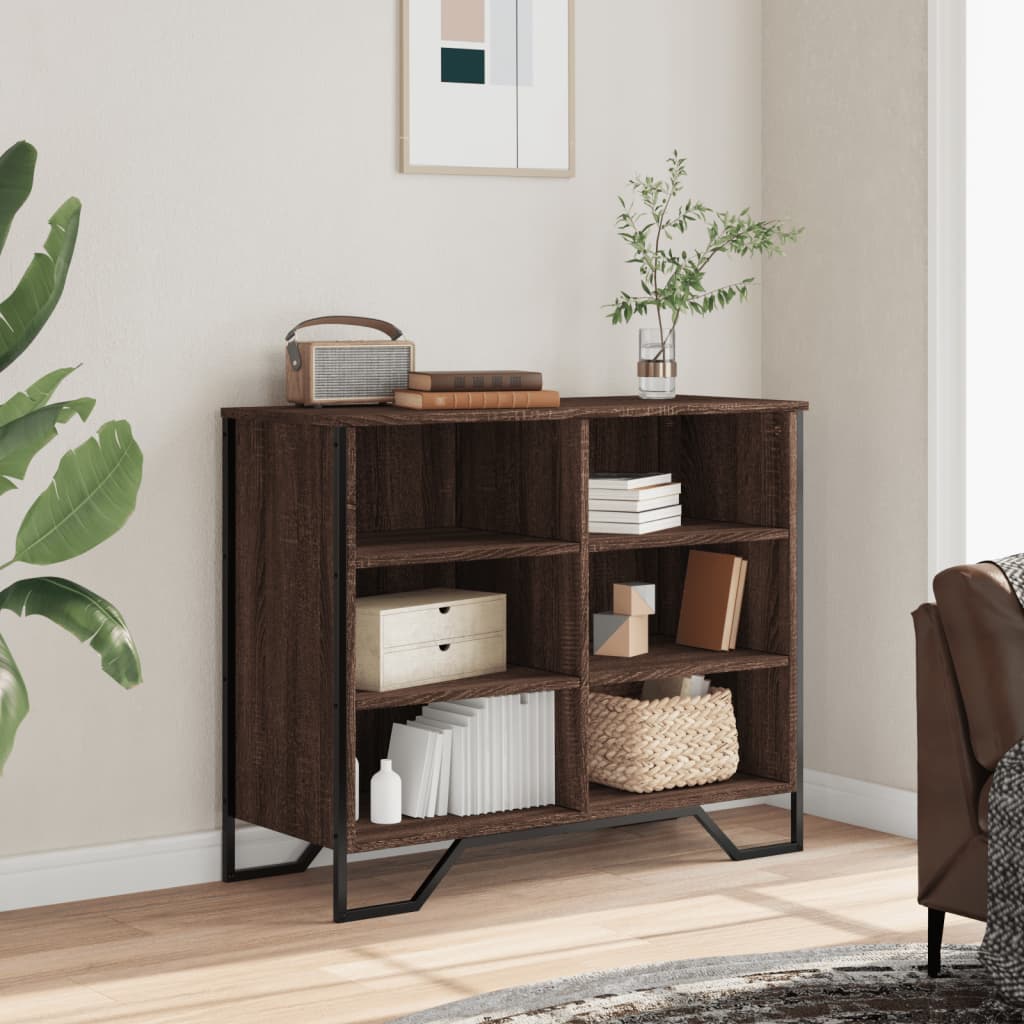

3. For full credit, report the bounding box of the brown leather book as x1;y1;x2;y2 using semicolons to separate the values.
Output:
676;550;744;651
393;389;560;410
407;371;543;391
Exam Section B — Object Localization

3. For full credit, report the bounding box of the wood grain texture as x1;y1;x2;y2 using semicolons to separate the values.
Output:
222;395;809;428
232;420;334;847
0;812;981;1024
347;774;793;852
355;528;578;567
587;520;788;553
354;666;580;710
589;636;789;689
224;399;803;857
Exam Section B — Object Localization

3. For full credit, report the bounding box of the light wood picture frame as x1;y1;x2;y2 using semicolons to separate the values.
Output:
401;0;575;178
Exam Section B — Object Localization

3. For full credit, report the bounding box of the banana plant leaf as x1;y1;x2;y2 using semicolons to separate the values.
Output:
0;577;141;689
0;141;35;257
0;366;77;428
8;420;141;566
0;195;81;372
0;397;95;496
0;632;29;774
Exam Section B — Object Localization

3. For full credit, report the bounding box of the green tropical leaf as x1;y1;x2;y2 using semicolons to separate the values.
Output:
0;195;81;372
0;366;78;428
0;398;95;496
0;577;141;688
0;142;35;258
8;420;142;566
0;632;29;774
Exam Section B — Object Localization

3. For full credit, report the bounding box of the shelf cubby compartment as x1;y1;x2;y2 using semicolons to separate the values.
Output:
354;419;586;562
587;410;795;537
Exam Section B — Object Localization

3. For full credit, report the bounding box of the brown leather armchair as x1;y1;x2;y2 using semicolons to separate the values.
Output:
914;562;1024;976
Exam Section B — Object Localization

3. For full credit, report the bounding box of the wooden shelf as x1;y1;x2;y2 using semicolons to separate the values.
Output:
589;635;789;688
588;519;788;553
352;777;793;852
351;804;582;852
355;666;580;710
588;775;793;818
221;395;810;428
354;528;579;568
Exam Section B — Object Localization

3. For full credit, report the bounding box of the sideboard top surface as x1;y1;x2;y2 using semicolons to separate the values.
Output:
221;395;809;427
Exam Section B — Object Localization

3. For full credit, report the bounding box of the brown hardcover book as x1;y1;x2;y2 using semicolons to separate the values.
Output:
675;550;744;651
393;389;560;410
407;371;543;391
728;558;749;650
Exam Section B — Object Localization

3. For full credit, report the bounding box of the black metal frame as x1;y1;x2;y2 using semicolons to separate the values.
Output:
222;414;806;922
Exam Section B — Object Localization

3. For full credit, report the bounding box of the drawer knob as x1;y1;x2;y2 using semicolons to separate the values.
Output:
438;606;451;615
438;643;451;652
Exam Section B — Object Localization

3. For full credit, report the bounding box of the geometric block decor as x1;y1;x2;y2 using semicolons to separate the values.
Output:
592;612;648;658
612;581;656;617
401;0;575;177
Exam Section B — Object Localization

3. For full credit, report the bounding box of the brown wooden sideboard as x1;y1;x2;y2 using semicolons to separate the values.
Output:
221;396;807;922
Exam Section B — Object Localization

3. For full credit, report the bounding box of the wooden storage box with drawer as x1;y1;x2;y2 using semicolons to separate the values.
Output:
355;588;507;691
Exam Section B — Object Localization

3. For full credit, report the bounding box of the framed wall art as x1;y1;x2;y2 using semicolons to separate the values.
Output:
401;0;575;177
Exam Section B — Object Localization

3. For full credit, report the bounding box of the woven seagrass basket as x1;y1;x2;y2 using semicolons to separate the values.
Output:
588;687;740;793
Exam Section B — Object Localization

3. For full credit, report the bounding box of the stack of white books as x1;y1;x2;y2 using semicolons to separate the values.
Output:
588;472;682;535
386;691;556;819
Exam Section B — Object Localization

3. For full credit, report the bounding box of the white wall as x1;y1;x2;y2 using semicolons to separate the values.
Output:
964;1;1024;562
762;0;928;792
0;0;765;859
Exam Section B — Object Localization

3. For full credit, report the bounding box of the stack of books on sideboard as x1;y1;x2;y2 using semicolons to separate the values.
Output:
394;370;560;410
588;472;682;534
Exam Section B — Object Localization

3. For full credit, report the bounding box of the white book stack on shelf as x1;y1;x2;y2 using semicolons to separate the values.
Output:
383;691;556;821
588;472;682;535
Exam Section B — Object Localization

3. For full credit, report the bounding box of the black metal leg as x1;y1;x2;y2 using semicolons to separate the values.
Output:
693;804;803;861
928;908;946;977
338;840;466;922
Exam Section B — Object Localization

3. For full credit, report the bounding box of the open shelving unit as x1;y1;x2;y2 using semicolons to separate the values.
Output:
221;395;806;921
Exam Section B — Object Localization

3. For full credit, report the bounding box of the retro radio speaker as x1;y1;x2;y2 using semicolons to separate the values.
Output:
285;315;415;406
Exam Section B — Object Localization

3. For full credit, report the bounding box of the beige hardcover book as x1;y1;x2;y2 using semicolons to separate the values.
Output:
728;559;749;650
675;551;743;651
393;389;560;410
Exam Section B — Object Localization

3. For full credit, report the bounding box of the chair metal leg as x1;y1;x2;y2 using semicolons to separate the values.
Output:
928;908;946;977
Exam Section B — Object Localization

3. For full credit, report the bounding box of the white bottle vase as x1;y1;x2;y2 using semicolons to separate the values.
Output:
370;759;402;824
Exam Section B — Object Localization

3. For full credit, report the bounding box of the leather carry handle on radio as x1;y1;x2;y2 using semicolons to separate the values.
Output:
286;316;404;371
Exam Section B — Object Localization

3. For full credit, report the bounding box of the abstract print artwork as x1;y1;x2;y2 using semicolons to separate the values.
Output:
402;0;574;176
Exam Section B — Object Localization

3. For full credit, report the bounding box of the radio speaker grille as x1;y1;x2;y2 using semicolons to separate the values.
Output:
313;345;411;401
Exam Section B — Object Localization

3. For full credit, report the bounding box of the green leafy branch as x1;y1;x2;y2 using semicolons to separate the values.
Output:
0;141;143;774
607;151;801;358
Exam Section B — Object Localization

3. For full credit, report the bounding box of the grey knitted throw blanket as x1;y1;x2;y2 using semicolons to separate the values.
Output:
979;553;1024;1004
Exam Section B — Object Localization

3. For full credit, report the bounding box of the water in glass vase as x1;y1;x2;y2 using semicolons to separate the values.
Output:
637;327;677;399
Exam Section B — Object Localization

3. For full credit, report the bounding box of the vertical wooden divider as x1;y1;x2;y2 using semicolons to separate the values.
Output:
556;417;589;812
344;430;359;841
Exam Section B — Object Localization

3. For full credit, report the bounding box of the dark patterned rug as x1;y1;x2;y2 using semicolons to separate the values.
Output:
389;945;1024;1024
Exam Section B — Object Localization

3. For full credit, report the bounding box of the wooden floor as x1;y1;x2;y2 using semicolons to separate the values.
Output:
0;807;984;1024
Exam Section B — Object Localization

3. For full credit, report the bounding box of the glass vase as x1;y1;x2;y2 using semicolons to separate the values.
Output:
637;328;677;399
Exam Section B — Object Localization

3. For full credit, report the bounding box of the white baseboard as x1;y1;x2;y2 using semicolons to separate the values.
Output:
0;772;917;913
766;769;917;840
0;825;446;913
